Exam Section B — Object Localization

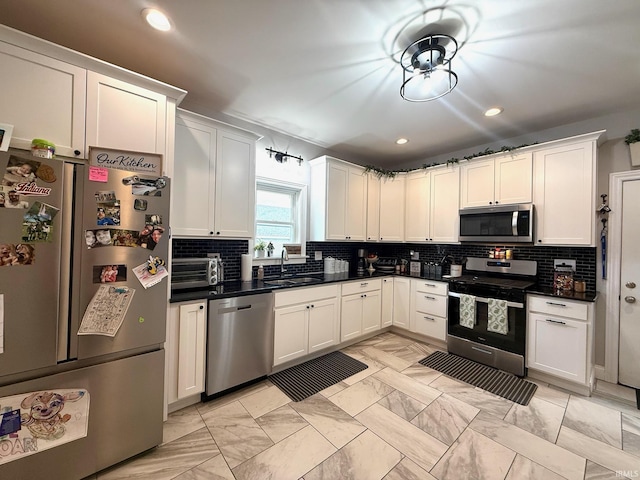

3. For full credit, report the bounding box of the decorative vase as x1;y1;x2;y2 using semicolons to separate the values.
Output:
256;250;265;258
630;142;640;167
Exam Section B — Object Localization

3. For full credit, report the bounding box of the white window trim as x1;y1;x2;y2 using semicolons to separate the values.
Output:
253;177;307;265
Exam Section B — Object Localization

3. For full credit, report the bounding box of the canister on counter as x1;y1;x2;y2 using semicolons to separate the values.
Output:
31;138;56;158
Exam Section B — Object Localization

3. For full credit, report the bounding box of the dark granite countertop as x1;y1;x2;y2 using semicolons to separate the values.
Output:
170;271;598;304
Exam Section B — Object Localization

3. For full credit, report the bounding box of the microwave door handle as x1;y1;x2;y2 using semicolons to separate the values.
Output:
512;211;518;236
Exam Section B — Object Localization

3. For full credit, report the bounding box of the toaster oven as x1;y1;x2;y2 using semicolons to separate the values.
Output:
171;256;222;290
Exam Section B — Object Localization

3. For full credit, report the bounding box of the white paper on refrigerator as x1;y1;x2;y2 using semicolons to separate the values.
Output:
78;285;135;337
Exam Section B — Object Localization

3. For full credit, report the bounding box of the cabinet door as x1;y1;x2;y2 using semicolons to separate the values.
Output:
362;290;382;334
308;297;339;353
381;278;394;327
412;311;446;341
274;304;309;366
379;176;405;241
405;171;431;242
460;159;495;208
527;312;587;383
0;42;86;157
177;302;206;400
533;141;596;246
495;153;532;205
172;114;216;236
214;130;256;238
346;167;367;240
341;294;363;341
326;162;349;240
366;173;380;241
86;71;166;157
393;277;410;328
430;166;460;243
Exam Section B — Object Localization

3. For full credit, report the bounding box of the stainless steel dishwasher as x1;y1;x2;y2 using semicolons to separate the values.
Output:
205;293;274;397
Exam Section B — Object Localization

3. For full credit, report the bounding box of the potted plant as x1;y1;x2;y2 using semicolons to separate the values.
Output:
625;128;640;167
254;239;266;258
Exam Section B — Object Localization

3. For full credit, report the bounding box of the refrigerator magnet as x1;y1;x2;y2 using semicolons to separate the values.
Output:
22;201;59;242
88;166;109;183
93;264;127;283
94;190;117;203
112;229;140;248
96;202;120;226
122;175;166;196
2;155;39;187
145;214;162;225
133;198;147;211
2;188;30;209
85;229;113;248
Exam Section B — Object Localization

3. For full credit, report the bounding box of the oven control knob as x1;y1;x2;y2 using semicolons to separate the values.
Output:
625;296;636;304
625;281;636;289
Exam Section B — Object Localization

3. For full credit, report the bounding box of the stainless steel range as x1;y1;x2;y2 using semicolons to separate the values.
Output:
447;257;537;376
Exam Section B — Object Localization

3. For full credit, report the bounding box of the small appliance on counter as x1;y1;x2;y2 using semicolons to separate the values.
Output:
357;248;367;276
171;255;223;290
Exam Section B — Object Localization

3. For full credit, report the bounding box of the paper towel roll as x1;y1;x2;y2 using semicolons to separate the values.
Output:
241;254;253;282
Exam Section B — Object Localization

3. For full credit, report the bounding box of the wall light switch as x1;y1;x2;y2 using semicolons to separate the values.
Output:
315;251;322;261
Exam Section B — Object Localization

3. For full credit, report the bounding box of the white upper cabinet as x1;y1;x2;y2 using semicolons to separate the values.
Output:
86;72;167;157
460;153;532;208
366;173;380;241
172;110;258;238
0;42;87;157
0;26;185;163
405;165;459;243
310;156;367;241
533;134;601;246
379;175;405;242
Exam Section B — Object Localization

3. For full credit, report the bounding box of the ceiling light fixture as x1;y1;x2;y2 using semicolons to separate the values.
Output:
484;107;503;117
396;138;409;145
400;33;458;102
266;147;304;166
142;8;172;31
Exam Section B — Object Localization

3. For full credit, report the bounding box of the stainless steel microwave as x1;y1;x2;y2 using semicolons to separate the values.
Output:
459;204;534;243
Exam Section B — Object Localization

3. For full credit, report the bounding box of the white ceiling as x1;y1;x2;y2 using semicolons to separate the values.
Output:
2;0;640;167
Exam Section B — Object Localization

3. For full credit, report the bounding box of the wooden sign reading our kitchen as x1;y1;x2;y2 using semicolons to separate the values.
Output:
89;147;163;176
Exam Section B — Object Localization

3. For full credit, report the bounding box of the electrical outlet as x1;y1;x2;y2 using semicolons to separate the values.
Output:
554;259;576;270
315;251;322;261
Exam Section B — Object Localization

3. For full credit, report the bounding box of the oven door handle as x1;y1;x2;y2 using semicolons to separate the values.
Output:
448;291;524;309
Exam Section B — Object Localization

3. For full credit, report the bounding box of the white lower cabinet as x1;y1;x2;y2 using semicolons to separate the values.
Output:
340;279;382;341
166;301;207;405
527;294;594;388
392;277;410;329
273;285;340;367
381;277;394;327
410;279;448;341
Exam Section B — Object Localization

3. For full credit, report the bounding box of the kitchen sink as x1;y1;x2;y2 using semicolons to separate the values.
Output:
264;276;323;286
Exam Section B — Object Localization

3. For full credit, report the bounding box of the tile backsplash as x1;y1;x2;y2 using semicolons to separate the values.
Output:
172;239;596;291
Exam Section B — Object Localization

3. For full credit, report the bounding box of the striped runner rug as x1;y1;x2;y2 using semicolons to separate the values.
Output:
419;351;537;405
270;351;367;402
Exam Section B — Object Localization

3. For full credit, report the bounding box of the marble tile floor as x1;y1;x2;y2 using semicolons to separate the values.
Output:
88;332;640;480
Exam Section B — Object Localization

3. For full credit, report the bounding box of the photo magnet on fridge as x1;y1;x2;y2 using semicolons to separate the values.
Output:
92;264;127;283
22;201;59;242
0;243;35;266
122;175;166;196
96;202;120;226
0;123;14;151
133;198;147;211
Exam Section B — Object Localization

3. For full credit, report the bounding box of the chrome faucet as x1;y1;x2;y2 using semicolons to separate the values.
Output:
280;247;289;275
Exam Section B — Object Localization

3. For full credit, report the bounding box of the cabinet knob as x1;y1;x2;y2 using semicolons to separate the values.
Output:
306;305;310;309
311;304;314;308
538;239;542;243
626;281;636;289
199;305;204;310
495;201;499;204
74;149;81;156
489;201;493;205
625;296;636;304
210;231;214;235
216;231;221;235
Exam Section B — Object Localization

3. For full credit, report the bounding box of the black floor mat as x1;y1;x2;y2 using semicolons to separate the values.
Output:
270;351;368;402
419;351;537;405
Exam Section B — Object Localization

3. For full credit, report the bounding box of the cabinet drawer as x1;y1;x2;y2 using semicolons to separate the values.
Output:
412;311;446;341
341;278;382;296
413;280;447;296
274;284;339;308
415;292;447;317
528;295;588;321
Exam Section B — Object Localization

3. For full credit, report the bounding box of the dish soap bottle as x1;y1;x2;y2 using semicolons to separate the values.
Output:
257;264;264;280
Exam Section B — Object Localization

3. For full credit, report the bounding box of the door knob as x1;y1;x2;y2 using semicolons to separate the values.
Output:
626;281;636;289
625;296;636;304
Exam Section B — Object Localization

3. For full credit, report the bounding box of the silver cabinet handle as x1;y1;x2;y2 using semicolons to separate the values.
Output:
546;301;567;307
424;295;436;300
424;283;436;288
360;282;369;287
625;296;636;304
626;281;636;289
423;315;435;321
545;318;566;325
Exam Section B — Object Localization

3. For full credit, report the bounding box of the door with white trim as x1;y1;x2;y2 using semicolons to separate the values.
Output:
619;178;640;389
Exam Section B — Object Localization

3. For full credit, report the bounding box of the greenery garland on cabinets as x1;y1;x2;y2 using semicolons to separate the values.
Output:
364;142;537;179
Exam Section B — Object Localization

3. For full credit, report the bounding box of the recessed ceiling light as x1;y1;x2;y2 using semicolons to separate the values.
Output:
142;8;172;31
484;107;503;117
396;138;409;145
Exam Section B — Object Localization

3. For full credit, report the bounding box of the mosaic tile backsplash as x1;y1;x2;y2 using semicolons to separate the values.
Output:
172;239;597;291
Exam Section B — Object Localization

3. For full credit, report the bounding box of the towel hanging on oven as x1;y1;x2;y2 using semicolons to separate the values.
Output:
459;294;476;329
487;298;508;335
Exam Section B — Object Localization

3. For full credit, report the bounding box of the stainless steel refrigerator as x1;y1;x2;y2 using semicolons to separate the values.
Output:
0;149;170;479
